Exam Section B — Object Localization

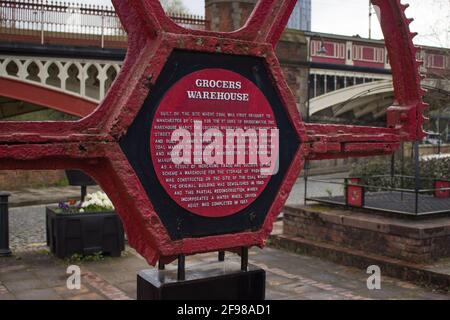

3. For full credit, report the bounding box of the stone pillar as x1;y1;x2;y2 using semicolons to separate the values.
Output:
205;0;257;32
276;30;309;118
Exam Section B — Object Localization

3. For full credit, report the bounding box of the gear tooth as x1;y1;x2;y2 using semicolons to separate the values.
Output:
401;3;410;11
411;32;418;39
407;18;414;25
419;88;427;97
419;102;428;111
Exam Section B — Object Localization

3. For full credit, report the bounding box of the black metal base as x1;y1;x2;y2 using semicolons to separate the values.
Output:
137;261;266;300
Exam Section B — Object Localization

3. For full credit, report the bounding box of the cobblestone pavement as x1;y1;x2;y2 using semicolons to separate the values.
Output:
9;205;46;250
0;246;448;300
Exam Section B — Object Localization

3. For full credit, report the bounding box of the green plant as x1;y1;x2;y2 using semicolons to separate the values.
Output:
64;252;104;264
350;155;450;191
54;177;69;187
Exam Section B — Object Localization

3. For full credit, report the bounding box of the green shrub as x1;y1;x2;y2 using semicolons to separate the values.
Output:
350;156;450;191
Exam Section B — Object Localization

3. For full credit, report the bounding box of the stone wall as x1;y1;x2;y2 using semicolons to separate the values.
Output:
277;30;309;118
0;170;66;190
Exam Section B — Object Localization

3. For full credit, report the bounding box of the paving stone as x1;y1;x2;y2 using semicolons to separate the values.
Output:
3;278;47;293
0;283;9;295
82;271;132;300
0;265;27;274
53;285;91;298
0;270;36;282
38;278;67;289
114;281;137;298
265;290;293;300
67;292;106;300
266;274;295;287
302;291;348;300
15;288;61;300
0;293;16;300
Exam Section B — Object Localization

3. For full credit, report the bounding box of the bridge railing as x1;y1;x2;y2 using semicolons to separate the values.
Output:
0;0;207;49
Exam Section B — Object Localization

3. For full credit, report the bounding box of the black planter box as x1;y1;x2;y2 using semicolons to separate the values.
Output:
46;206;125;259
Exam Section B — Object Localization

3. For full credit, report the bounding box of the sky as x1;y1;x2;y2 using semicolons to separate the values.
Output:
86;0;449;48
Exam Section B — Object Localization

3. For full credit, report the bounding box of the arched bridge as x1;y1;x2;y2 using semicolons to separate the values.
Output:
310;79;394;120
0;54;121;119
309;77;449;121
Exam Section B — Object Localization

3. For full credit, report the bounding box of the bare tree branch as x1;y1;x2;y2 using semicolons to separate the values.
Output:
160;0;189;14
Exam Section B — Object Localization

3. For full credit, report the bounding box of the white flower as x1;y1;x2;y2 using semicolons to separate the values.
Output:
79;208;85;213
80;191;114;211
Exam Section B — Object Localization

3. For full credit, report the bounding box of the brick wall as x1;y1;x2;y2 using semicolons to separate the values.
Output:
205;0;257;32
283;206;450;263
0;170;66;190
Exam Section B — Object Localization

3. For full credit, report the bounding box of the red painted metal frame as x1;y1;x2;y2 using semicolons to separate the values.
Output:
0;0;425;265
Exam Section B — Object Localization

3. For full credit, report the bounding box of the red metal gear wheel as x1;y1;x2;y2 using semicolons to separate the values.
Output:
0;0;426;265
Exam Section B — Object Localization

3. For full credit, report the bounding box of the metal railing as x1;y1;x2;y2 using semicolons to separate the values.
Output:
0;0;207;48
305;175;450;216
